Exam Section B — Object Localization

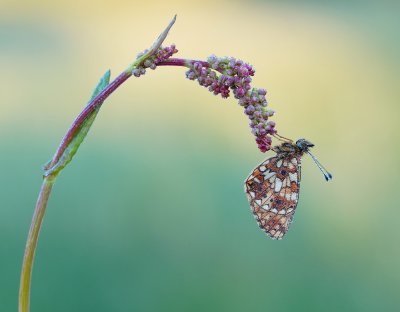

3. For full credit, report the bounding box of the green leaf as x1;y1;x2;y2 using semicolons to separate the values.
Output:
88;69;111;102
45;70;111;176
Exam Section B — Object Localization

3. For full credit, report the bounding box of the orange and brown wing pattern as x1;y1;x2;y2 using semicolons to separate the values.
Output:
244;155;302;239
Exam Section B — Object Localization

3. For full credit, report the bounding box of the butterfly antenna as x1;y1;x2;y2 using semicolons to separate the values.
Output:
273;133;293;143
306;151;333;181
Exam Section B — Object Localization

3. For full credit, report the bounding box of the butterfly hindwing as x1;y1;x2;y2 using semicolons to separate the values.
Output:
244;154;302;239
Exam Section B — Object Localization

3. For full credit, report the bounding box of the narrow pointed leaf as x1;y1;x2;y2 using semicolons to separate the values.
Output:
45;70;111;176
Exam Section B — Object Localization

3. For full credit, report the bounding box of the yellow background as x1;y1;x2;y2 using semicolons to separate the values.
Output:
1;1;399;311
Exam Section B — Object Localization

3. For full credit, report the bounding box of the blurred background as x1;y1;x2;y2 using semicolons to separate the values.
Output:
1;0;399;311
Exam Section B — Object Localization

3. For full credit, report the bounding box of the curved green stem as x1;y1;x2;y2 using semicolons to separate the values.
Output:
19;175;56;312
17;15;219;312
18;15;178;312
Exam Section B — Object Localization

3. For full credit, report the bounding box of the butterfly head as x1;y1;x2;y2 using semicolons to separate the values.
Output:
295;138;314;151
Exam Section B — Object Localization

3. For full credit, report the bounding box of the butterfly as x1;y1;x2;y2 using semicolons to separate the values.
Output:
244;137;332;240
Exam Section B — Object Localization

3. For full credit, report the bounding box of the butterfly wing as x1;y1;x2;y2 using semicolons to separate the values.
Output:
244;154;302;239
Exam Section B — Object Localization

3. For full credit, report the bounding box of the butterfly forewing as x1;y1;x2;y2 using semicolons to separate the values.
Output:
244;153;302;239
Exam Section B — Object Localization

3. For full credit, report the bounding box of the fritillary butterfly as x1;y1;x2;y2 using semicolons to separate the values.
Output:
244;138;332;240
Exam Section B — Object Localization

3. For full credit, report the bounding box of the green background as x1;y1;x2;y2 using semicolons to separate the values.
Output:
1;0;399;311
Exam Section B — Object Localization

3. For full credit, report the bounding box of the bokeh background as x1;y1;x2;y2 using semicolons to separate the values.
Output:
1;0;399;311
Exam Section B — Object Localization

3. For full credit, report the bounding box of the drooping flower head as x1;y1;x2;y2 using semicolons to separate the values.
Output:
185;55;276;152
132;47;276;152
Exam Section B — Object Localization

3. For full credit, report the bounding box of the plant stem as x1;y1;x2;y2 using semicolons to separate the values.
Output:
47;71;131;171
18;56;204;312
19;175;56;312
157;58;209;68
45;57;210;174
18;16;223;311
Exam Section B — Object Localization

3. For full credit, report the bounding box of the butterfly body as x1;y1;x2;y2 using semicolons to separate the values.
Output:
244;138;330;240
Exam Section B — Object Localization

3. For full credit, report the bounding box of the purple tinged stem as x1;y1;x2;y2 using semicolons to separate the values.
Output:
47;57;211;170
158;58;210;70
48;71;131;170
48;58;215;171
